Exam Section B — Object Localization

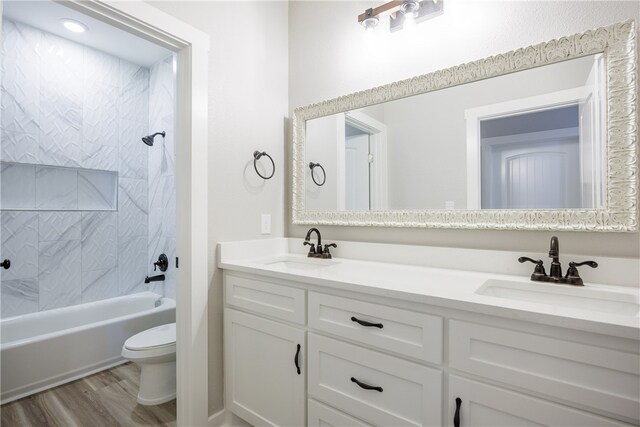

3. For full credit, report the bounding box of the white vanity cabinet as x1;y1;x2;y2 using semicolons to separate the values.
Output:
223;270;639;427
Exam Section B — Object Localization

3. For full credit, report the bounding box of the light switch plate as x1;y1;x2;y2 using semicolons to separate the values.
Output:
261;214;271;234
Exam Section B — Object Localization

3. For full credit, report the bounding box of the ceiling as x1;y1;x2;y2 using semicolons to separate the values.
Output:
2;0;172;67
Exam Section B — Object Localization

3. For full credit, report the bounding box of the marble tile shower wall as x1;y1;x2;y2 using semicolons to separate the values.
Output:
0;20;152;318
148;56;176;300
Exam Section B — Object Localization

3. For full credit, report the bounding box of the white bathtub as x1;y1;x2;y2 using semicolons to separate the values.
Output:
0;292;175;404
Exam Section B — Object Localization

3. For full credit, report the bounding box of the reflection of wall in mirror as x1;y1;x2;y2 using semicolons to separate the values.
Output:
357;55;596;211
305;115;341;211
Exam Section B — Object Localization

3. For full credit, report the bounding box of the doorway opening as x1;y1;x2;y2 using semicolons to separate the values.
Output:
465;56;606;211
339;111;388;211
480;105;582;209
0;1;209;425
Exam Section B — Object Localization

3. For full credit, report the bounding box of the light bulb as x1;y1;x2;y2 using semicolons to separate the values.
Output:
361;16;379;31
363;22;376;52
403;11;416;31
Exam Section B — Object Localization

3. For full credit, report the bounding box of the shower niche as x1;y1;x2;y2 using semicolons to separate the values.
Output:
1;162;118;211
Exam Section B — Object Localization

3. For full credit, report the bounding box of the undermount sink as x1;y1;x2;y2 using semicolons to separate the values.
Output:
262;257;338;271
476;279;640;316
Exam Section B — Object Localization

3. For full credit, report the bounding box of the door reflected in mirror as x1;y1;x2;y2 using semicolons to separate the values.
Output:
304;54;605;212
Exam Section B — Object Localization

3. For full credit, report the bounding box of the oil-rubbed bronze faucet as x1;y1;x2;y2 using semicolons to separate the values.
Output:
518;236;598;286
548;236;562;280
304;228;337;259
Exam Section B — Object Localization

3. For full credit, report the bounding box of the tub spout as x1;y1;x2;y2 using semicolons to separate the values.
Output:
145;274;165;284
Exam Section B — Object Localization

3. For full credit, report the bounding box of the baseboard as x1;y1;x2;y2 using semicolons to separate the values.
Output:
208;409;253;427
208;408;226;426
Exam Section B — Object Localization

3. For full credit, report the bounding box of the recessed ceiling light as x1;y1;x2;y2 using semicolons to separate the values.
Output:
60;19;87;33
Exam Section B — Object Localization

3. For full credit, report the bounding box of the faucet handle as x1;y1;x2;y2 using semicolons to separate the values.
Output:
303;241;316;256
153;254;169;272
322;243;337;259
570;260;598;269
518;257;547;277
565;260;598;278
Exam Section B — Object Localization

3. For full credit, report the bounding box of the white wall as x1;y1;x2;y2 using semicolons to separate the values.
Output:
146;1;288;416
288;0;640;258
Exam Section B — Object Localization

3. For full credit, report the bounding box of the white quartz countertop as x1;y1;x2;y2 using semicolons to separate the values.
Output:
219;239;640;340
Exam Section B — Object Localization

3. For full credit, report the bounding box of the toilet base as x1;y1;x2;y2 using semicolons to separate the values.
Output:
137;360;176;405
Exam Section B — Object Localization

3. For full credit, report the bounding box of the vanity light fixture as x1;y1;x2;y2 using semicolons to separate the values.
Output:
60;18;88;33
358;0;443;32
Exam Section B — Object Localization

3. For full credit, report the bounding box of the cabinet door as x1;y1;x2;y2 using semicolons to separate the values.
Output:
225;309;305;426
448;376;629;427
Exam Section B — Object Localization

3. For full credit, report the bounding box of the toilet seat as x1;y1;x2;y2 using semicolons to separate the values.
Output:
124;323;175;351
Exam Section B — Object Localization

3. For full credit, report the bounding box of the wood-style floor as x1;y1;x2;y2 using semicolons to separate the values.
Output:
0;362;176;427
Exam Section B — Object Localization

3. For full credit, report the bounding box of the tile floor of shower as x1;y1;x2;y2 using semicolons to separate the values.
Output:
0;363;176;427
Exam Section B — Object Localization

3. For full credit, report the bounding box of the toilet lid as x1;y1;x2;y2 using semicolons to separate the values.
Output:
125;323;176;350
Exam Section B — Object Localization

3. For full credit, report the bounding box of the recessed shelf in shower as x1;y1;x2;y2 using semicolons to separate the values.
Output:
0;161;118;211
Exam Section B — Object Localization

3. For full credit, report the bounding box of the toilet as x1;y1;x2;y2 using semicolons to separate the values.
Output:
121;323;176;405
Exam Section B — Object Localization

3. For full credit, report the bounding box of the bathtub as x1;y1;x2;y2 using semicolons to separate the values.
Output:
0;292;175;404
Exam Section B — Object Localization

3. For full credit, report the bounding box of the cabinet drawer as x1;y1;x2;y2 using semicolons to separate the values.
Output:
308;333;442;427
225;273;305;324
308;399;372;427
308;292;442;364
449;320;640;422
448;376;629;427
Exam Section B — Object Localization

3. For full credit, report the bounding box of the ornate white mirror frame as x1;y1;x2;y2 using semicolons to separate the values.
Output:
292;20;638;231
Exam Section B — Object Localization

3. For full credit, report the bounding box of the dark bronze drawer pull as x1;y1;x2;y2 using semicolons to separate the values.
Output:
350;377;383;392
294;344;301;375
454;397;462;427
350;316;383;329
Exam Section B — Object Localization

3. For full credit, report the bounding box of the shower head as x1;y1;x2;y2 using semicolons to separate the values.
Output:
142;131;166;146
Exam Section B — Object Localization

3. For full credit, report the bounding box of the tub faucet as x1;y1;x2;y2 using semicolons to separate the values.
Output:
145;274;165;284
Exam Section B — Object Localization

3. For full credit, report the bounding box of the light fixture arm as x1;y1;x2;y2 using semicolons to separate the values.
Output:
358;0;403;24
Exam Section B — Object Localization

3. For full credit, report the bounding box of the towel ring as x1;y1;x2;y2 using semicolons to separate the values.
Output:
253;151;275;180
309;162;326;186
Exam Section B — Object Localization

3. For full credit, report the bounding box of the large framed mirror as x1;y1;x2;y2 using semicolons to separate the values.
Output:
292;20;638;231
